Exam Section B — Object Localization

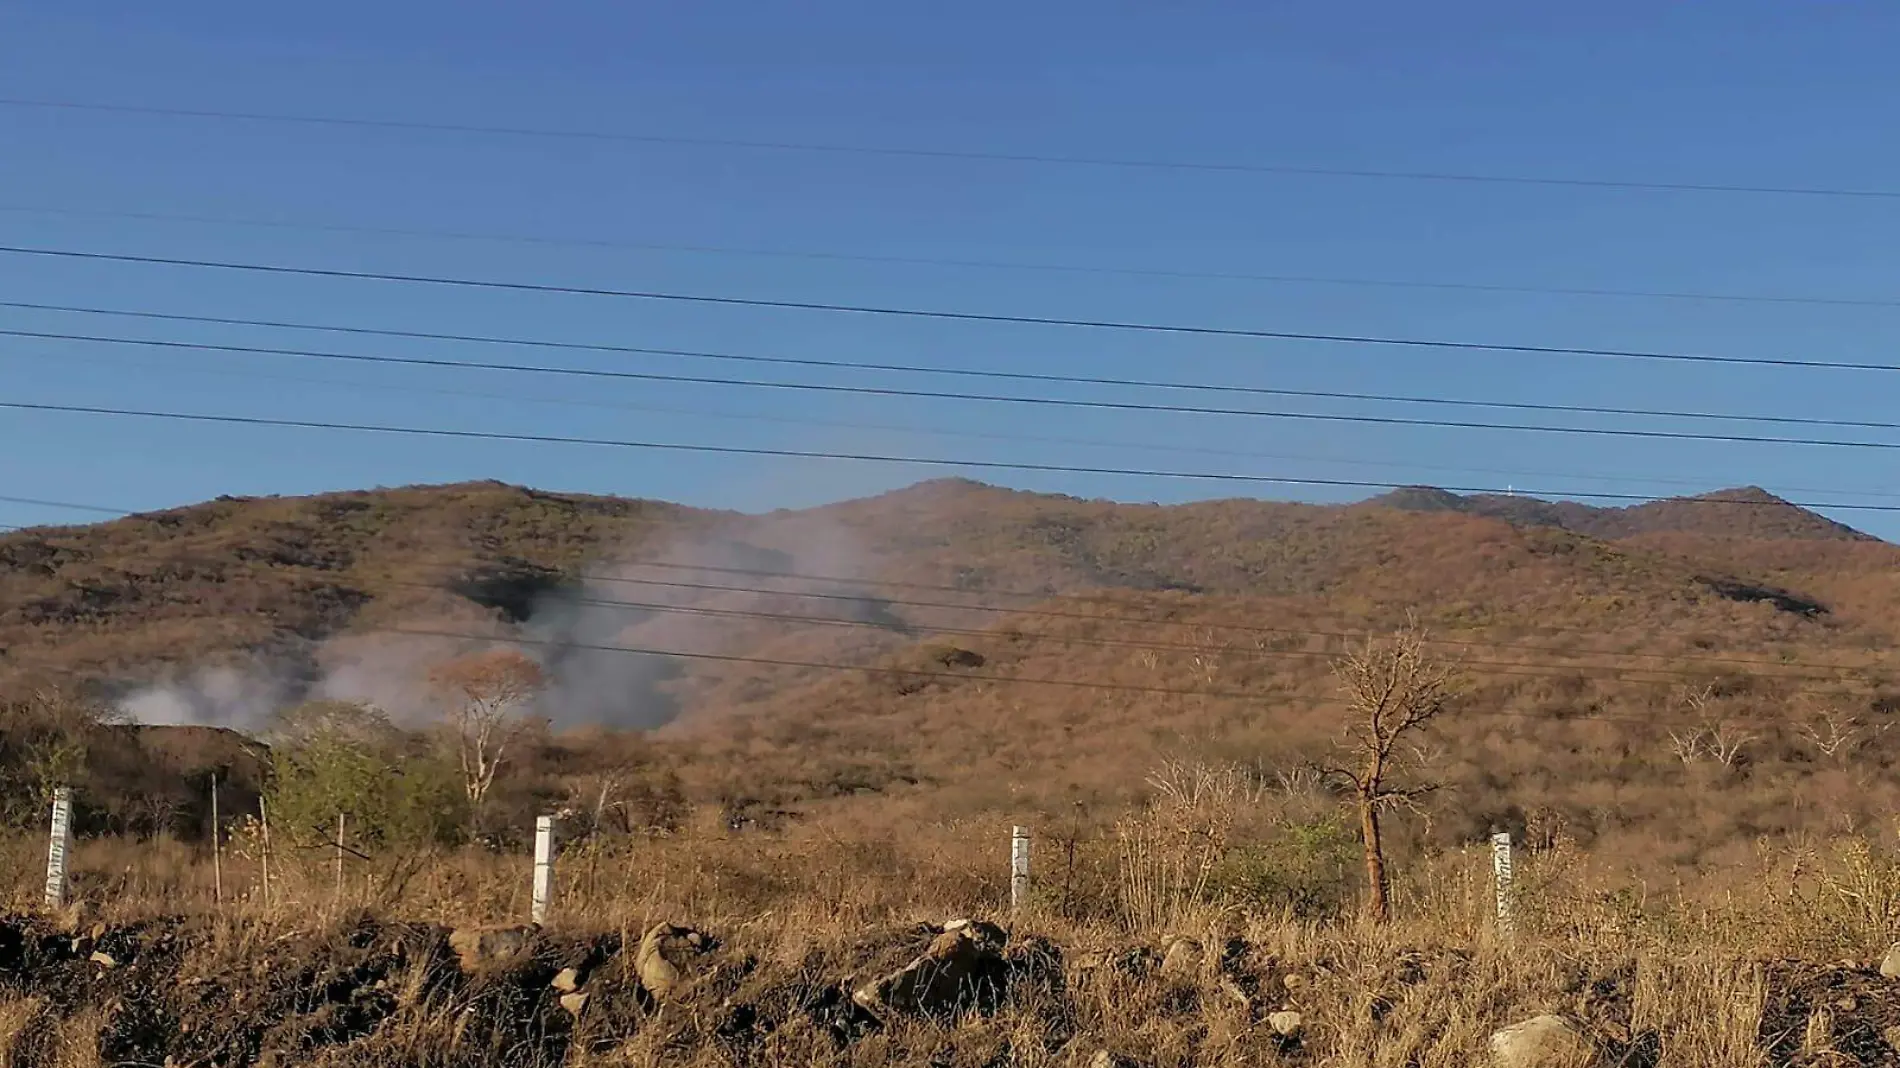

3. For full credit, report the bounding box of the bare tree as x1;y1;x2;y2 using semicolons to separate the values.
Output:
1669;684;1756;769
1324;624;1459;924
428;649;546;811
1798;705;1878;764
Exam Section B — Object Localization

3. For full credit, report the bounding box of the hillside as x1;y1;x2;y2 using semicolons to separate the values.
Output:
7;477;1900;868
1368;484;1874;542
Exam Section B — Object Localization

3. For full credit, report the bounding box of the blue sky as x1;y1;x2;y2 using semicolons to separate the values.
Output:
3;3;1899;534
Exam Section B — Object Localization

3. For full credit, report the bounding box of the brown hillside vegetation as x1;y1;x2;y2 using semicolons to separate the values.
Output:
10;479;1900;1065
5;478;1900;871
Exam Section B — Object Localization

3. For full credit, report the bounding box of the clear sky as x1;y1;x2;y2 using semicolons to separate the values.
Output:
2;3;1899;534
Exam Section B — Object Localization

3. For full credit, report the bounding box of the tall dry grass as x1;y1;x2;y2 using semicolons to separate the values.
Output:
7;761;1900;1065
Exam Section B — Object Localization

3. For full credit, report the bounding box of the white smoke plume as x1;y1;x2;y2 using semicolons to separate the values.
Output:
117;509;905;736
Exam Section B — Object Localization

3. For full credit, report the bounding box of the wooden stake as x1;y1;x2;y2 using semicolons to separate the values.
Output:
258;793;272;909
1010;826;1031;916
44;786;73;910
210;772;224;908
1491;830;1515;940
335;812;346;904
532;815;555;925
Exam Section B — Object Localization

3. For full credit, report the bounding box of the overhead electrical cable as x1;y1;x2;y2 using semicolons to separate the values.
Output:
4;96;1897;200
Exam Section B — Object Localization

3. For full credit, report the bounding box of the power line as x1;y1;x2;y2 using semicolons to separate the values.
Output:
4;96;1897;201
6;396;1900;513
7;244;1900;375
0;494;125;515
374;580;1866;686
14;327;1900;454
505;574;1863;677
15;398;1900;510
20;337;1878;500
9;311;1900;437
359;624;1883;729
0;492;1883;675
5;202;1894;310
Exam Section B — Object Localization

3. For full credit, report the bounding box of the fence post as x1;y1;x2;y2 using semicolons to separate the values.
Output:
1491;830;1514;940
44;786;73;910
334;812;346;904
258;794;273;908
210;772;224;908
532;815;556;925
1010;825;1030;915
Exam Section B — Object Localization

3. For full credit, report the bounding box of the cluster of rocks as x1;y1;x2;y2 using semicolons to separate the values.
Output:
12;914;1900;1067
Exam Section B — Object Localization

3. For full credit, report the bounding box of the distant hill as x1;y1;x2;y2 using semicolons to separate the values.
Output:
1365;485;1873;542
8;477;1900;865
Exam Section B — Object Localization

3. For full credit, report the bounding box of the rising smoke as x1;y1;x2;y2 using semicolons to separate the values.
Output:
117;510;901;736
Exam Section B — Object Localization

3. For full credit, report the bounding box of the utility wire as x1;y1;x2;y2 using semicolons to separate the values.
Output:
17;338;1874;500
15;398;1900;509
0;492;1878;678
358;624;1886;728
4;202;1894;310
9;311;1900;436
369;579;1869;686
11;330;1900;454
4;97;1897;201
7;244;1900;375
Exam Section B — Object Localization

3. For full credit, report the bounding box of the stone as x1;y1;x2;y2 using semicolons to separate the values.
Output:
854;924;1010;1017
1268;1010;1303;1038
637;923;717;1001
551;967;584;993
560;991;590;1018
1880;943;1900;979
943;918;1008;949
448;925;531;972
1490;1015;1596;1068
1159;935;1202;979
88;950;118;969
1088;1051;1143;1068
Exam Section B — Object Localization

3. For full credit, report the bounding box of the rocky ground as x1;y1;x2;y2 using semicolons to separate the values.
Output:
3;911;1900;1067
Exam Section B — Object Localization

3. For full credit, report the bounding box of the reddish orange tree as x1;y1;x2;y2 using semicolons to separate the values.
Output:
428;648;546;811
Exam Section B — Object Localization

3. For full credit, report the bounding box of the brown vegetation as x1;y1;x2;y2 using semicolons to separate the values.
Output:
5;478;1900;1062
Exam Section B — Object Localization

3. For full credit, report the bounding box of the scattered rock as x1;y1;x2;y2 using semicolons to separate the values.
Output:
559;992;590;1018
551;966;584;993
447;925;531;972
1268;1010;1303;1038
89;950;118;969
1490;1014;1597;1068
636;923;716;1001
854;922;1010;1017
1282;972;1309;996
1880;943;1900;980
1159;935;1202;979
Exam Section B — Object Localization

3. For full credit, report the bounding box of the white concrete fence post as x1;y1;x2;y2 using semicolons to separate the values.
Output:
44;786;73;910
1010;825;1031;915
1491;830;1515;940
532;815;556;925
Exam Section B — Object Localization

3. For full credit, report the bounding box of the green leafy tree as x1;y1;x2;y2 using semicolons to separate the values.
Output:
264;700;467;849
0;688;109;829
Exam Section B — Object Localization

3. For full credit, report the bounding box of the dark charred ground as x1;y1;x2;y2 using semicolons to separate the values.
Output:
2;910;1896;1068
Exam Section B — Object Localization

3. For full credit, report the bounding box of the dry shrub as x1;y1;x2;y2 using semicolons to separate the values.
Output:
1115;759;1264;933
1635;954;1767;1068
